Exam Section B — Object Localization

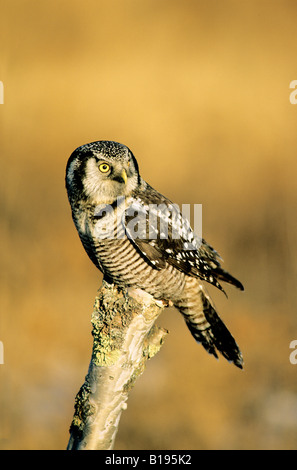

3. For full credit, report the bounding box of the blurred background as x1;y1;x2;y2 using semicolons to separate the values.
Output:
1;0;297;450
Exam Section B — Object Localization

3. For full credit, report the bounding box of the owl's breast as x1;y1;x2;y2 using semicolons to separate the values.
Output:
72;201;186;301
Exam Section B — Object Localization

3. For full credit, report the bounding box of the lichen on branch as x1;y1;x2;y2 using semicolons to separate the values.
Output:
67;280;168;450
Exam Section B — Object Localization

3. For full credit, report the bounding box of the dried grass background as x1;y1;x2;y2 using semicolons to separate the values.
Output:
1;0;297;449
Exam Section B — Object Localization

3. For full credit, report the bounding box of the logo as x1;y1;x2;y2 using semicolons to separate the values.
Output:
0;341;4;365
0;81;3;104
289;80;297;104
93;198;203;250
289;340;297;365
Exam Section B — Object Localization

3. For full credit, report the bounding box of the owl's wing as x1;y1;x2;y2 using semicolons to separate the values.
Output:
123;185;244;294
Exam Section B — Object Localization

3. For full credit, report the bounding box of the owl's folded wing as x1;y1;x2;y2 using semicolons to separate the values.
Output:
123;187;244;294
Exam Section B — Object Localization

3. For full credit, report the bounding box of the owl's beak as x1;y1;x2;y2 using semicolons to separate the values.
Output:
121;169;128;185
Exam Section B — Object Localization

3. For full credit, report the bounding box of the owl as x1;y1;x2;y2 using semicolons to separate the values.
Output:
66;141;244;368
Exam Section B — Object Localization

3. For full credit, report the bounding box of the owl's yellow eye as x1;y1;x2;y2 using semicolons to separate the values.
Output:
99;163;110;173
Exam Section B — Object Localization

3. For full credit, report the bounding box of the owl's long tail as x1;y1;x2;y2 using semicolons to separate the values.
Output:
174;278;243;369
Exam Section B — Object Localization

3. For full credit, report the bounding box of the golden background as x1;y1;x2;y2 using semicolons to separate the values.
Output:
1;0;297;450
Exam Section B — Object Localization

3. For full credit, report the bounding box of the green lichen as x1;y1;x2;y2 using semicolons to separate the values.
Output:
143;325;168;359
68;281;168;448
123;361;146;393
146;341;163;359
69;380;95;436
90;282;140;367
93;348;122;367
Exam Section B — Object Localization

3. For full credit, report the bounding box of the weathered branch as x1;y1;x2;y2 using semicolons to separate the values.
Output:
67;280;168;450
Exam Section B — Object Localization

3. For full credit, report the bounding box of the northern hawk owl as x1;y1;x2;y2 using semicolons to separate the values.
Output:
66;141;244;368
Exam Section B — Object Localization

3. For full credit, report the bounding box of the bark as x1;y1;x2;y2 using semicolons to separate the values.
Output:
67;280;168;450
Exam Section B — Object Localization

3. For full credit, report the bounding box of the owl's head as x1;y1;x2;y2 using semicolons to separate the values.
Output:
66;141;141;204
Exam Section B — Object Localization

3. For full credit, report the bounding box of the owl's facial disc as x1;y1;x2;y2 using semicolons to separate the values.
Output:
82;157;137;204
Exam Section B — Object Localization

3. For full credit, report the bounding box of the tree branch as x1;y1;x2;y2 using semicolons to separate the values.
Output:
67;280;168;450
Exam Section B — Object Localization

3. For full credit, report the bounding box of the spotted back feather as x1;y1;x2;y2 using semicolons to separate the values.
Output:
123;185;244;294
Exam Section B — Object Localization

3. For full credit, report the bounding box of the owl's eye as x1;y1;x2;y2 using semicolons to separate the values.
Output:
99;163;110;173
